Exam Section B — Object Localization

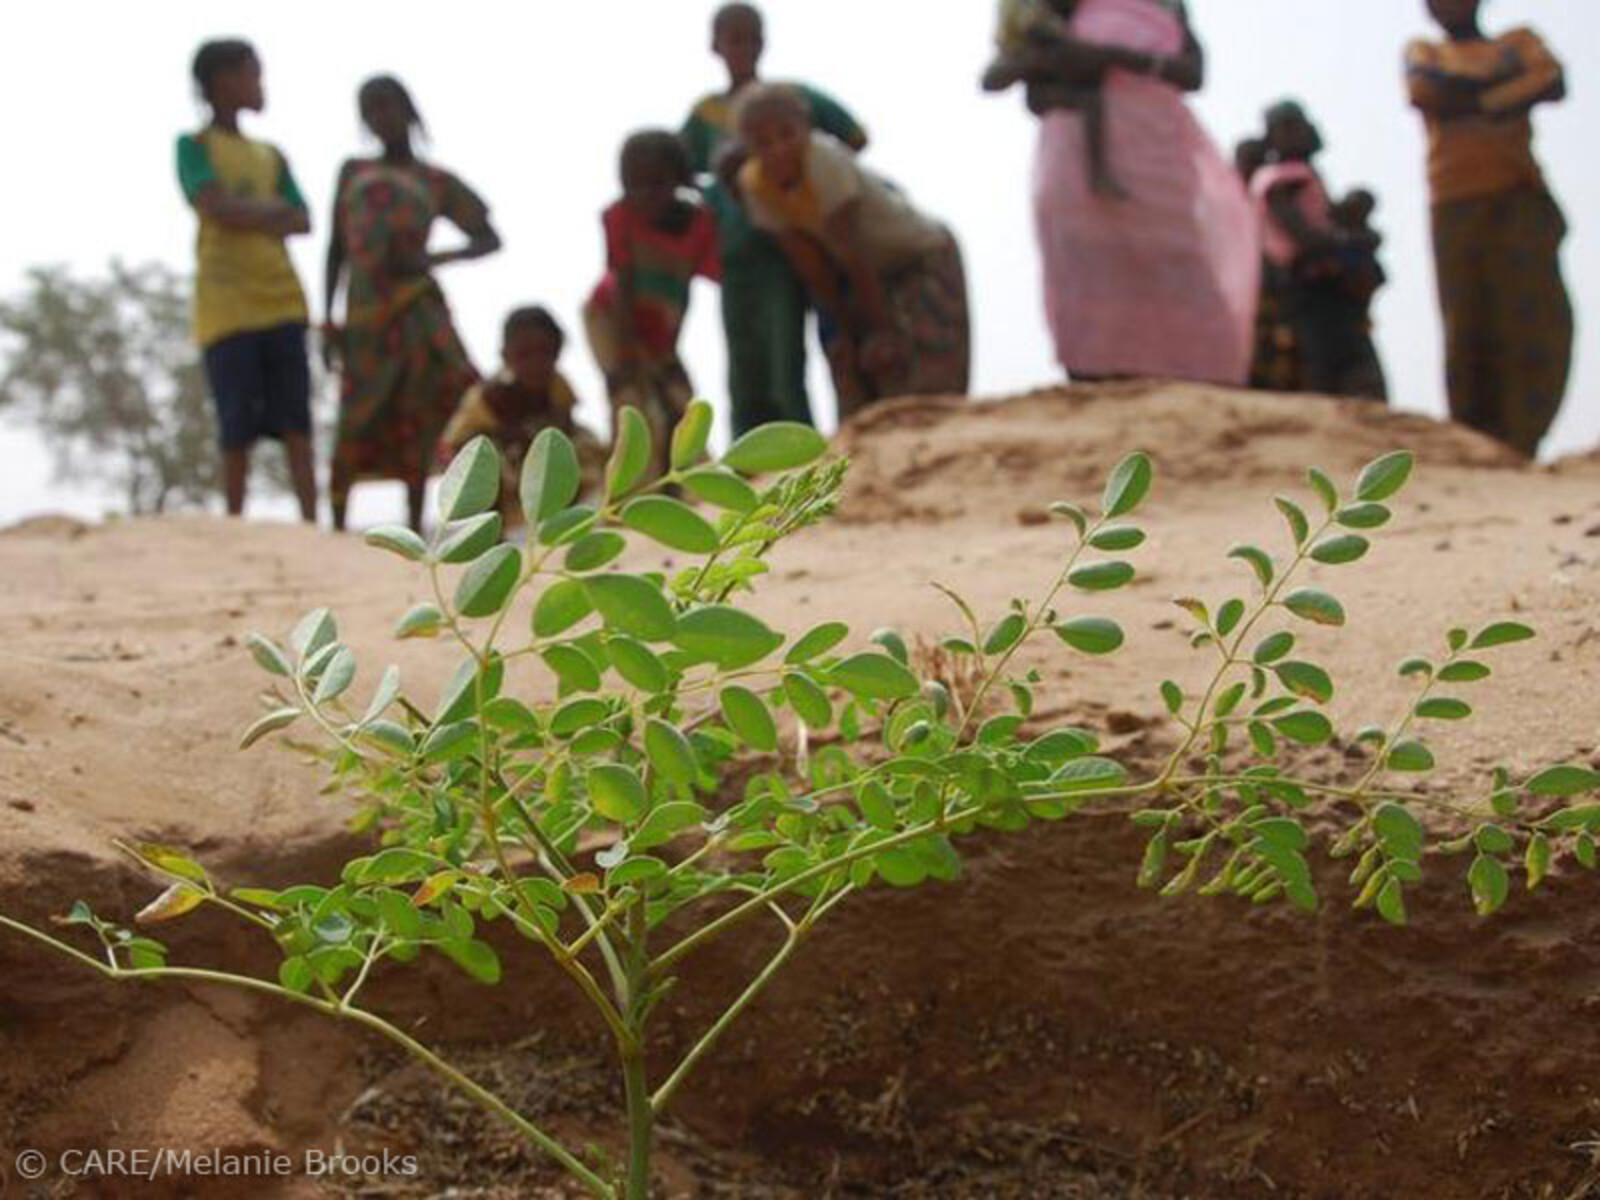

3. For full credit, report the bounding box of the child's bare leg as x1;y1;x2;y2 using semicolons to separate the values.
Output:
1085;92;1129;199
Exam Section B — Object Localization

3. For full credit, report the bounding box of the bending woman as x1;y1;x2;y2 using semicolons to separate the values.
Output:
1019;0;1257;385
323;75;501;532
735;84;970;418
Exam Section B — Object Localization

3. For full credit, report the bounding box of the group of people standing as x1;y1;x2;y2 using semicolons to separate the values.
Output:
178;0;1574;529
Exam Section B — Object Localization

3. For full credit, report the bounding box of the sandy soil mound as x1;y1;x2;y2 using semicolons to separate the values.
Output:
1;383;1598;1199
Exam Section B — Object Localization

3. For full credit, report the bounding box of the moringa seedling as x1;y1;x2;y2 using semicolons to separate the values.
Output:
4;404;1597;1198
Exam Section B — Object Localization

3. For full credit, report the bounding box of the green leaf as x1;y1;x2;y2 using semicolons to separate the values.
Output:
1527;765;1600;798
1310;535;1370;565
543;644;602;693
1284;589;1345;627
454;545;522;618
588;764;648;823
1376;878;1407;926
1355;451;1414;502
533;579;594;637
1474;824;1514;856
312;647;357;705
438;437;502;522
1274;496;1310;546
1374;802;1424;859
1090;525;1146;551
784;672;833;728
1525;833;1551;890
1386;740;1436;773
1160;680;1182;714
1271;710;1333;745
671;399;714;471
291;608;338;661
245;633;293;678
1468;854;1509;917
827;653;919;701
871;628;911;665
520;428;582;525
720;686;778;751
365;524;428;562
983;612;1026;655
673;605;782;669
681;468;759;513
607;406;652;500
585;574;677;642
1102;452;1153;518
1274;661;1333;704
1398;657;1433;679
240;707;300;750
1053;617;1124;656
550;697;608;736
441;938;502;985
1437;660;1491;683
279;956;314;994
607;637;669;693
435;654;504;724
1068;561;1135;592
1050;502;1089;536
1336;502;1392;530
1228;544;1275;588
565;530;628;572
1307;467;1338;513
358;848;437;884
1216;598;1246;637
1471;622;1535;650
633;802;710;852
1253;632;1295;664
622;496;720;553
782;622;849;665
644;719;698;786
1052;756;1130;791
436;512;503;565
395;602;445;640
1416;697;1472;721
723;422;828;474
538;504;598;546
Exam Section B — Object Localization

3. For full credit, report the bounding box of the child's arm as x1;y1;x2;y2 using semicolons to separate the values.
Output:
774;231;850;329
176;136;309;237
1478;31;1565;116
820;201;889;337
602;206;645;368
439;384;499;460
321;163;351;370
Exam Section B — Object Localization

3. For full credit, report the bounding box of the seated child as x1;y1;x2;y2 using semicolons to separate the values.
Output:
583;130;720;481
439;306;604;521
982;0;1124;198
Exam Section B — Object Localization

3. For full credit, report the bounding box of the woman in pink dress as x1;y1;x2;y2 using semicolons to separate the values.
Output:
1019;0;1258;385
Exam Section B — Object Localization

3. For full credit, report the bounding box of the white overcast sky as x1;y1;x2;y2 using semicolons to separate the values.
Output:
1;0;1596;526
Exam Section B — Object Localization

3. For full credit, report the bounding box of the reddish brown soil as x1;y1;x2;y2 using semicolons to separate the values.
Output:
2;384;1598;1199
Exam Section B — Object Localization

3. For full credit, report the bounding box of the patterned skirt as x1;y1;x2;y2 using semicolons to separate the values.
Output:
1432;187;1572;458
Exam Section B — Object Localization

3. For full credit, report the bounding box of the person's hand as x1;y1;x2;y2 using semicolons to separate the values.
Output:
319;323;345;374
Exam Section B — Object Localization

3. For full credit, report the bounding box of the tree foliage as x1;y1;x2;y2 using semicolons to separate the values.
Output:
0;261;307;515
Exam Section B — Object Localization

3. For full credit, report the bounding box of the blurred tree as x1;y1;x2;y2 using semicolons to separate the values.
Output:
0;261;315;516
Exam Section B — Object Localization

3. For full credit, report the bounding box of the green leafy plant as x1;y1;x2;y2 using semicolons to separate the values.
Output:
4;408;1597;1198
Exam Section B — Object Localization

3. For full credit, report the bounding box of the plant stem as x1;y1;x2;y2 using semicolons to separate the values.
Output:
651;928;799;1115
0;914;614;1199
621;901;653;1200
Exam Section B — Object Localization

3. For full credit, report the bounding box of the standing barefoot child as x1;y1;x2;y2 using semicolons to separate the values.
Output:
177;39;317;520
323;76;501;533
583;131;720;481
982;0;1125;198
1406;0;1571;459
438;306;604;523
681;1;868;434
